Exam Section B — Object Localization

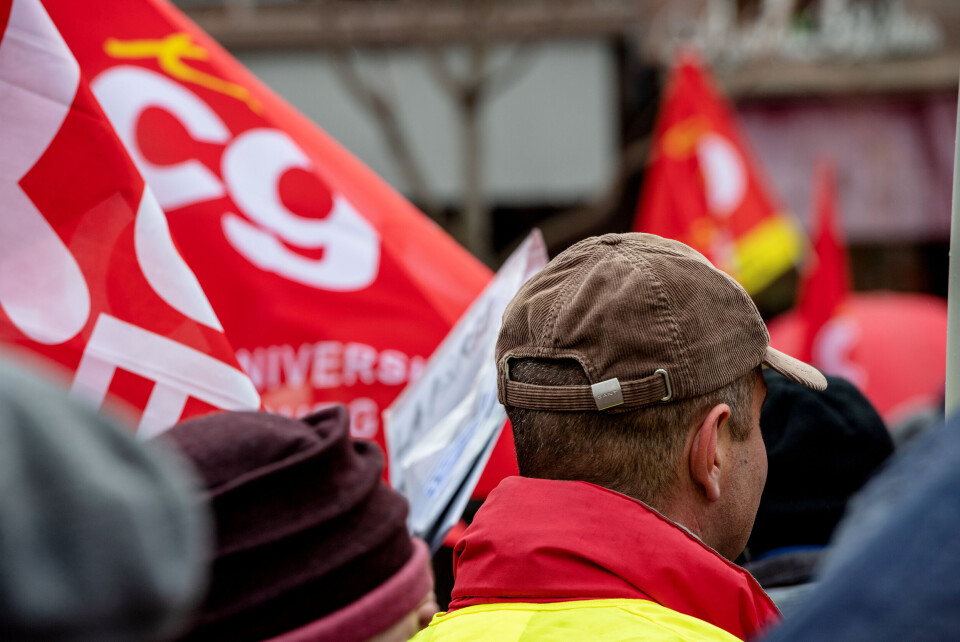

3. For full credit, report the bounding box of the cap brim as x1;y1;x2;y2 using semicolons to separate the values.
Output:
763;346;828;391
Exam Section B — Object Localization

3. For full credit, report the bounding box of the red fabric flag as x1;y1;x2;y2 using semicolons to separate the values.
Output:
797;160;852;364
634;51;802;293
0;0;259;436
40;0;495;478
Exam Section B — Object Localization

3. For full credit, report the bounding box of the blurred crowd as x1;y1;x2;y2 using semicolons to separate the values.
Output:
0;232;955;642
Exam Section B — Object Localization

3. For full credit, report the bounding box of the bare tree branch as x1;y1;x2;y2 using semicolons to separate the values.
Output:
483;44;538;98
331;50;442;220
331;50;380;110
424;47;468;96
458;42;493;264
350;9;538;265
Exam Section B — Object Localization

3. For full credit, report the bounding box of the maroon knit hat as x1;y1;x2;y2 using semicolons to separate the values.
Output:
162;405;430;642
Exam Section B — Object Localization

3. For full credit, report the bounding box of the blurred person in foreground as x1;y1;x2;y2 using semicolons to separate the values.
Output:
161;404;438;642
742;371;894;615
414;233;827;642
763;403;960;641
0;354;209;641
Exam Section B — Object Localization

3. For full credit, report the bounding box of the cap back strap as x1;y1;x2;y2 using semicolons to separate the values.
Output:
503;369;672;412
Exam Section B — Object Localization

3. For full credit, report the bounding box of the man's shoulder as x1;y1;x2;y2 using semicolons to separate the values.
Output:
411;599;741;642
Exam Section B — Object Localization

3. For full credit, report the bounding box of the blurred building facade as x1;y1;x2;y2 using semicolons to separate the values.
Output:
176;0;960;310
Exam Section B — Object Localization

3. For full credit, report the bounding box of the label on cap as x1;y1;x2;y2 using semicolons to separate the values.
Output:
592;378;624;410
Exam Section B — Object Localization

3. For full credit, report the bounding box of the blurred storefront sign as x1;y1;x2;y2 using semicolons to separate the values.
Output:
741;94;956;243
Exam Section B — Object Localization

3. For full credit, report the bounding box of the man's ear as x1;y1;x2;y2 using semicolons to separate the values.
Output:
689;404;730;502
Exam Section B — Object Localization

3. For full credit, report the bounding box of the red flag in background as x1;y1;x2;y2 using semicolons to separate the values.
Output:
0;0;258;436
796;161;855;370
41;0;494;477
769;162;946;423
634;51;803;294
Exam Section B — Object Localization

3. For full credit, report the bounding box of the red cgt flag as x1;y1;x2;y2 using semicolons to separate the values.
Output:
40;0;492;471
634;51;803;294
0;0;259;436
797;160;853;364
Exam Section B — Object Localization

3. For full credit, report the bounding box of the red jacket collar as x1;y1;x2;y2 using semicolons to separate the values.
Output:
450;477;779;640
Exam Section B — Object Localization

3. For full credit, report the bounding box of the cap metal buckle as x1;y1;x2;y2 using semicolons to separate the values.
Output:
655;369;672;402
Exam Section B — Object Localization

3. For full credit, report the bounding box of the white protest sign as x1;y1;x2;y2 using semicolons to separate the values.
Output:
385;229;548;548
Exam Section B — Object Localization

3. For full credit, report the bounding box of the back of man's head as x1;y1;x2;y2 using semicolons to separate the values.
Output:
496;233;825;555
506;357;757;509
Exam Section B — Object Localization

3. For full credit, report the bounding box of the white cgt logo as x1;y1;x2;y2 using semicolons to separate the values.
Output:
92;66;381;292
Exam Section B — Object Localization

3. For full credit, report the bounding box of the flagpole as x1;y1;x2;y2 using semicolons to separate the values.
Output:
945;77;960;418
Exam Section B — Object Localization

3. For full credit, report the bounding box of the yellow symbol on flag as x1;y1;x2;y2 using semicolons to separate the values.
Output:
104;33;261;113
661;117;708;159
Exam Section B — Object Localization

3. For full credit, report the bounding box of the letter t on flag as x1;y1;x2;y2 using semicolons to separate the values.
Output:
634;50;804;294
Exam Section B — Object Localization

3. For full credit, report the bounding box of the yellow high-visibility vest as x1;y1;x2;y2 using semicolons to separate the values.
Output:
412;599;742;641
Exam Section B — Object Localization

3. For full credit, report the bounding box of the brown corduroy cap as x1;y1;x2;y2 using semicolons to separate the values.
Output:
496;233;826;412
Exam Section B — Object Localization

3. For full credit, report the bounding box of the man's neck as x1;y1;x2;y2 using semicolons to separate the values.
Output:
657;498;708;547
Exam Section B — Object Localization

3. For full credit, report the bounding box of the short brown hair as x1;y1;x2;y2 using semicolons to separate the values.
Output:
506;358;758;510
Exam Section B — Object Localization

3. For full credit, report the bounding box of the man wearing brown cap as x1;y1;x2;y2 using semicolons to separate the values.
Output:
414;233;826;641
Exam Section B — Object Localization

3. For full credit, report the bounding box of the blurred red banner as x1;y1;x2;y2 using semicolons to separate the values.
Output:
769;293;947;426
0;0;259;436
